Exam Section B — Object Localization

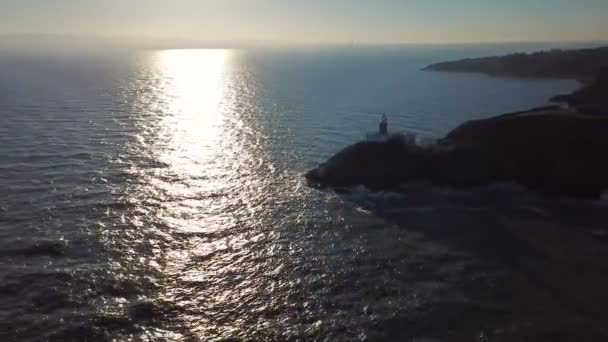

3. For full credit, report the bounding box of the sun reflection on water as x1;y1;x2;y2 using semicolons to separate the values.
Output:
154;49;231;176
117;49;301;339
100;47;328;340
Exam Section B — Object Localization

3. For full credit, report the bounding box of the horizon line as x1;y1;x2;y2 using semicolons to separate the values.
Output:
0;32;606;49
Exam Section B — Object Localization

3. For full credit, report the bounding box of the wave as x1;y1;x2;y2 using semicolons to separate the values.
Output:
0;239;68;257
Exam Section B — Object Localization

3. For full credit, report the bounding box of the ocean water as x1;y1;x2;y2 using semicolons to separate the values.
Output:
1;44;607;341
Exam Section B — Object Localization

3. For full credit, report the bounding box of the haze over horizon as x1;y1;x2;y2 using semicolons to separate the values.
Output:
2;0;608;46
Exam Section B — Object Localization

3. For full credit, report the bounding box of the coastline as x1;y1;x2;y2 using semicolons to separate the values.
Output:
423;46;608;113
307;46;608;197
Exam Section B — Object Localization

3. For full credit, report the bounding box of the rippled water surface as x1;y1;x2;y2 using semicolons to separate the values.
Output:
2;45;607;341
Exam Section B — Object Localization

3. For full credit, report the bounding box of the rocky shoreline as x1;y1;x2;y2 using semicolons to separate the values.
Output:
306;108;608;198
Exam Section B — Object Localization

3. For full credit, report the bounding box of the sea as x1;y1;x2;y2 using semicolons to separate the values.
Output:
1;42;607;341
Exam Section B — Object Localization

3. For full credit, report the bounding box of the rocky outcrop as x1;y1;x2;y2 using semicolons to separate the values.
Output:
306;110;608;198
305;135;428;191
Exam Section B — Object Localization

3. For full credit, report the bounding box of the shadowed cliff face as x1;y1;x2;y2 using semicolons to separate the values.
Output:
306;110;608;198
551;68;608;115
444;110;608;196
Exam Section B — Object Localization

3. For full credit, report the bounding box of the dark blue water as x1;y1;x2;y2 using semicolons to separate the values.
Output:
1;44;606;341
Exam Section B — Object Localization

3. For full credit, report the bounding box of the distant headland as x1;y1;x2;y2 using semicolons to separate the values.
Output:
424;46;608;115
423;46;608;81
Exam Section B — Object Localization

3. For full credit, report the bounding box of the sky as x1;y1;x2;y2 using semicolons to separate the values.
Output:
1;0;608;45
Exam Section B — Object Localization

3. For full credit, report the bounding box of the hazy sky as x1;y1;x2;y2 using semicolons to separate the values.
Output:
2;0;608;44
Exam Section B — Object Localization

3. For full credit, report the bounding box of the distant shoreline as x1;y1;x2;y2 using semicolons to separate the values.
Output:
423;46;608;114
423;45;608;82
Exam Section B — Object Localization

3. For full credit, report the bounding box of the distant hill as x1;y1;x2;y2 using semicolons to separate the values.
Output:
424;46;608;82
